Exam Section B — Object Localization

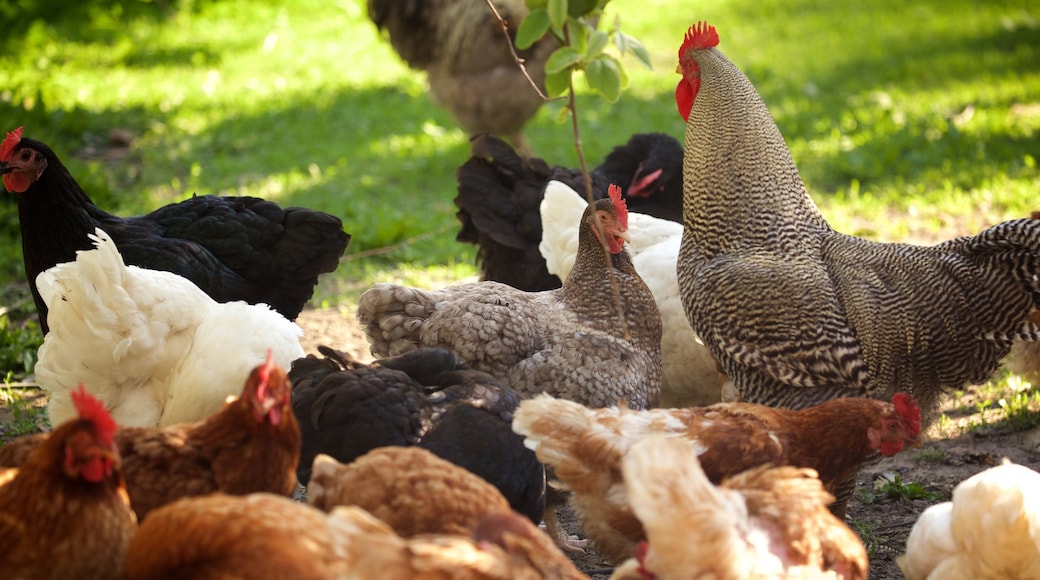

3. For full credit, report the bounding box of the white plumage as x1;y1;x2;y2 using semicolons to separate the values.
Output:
900;460;1040;580
538;180;726;407
34;229;305;428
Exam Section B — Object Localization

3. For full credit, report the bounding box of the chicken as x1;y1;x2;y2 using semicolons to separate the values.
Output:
123;493;353;579
289;346;435;485
328;505;588;579
674;22;1040;416
512;392;921;563
307;447;514;537
0;386;137;579
455;132;683;292
0;127;350;333
358;188;663;410
33;228;304;428
366;0;558;158
608;435;868;580
899;460;1040;580
0;356;300;521
289;347;544;524
539;180;723;407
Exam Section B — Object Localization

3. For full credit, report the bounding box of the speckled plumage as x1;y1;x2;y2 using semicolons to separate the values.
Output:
358;198;663;410
676;24;1040;414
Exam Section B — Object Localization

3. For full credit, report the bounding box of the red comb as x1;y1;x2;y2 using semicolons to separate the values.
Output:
893;393;921;436
70;384;117;444
679;21;719;59
259;349;275;384
608;184;628;229
0;127;22;162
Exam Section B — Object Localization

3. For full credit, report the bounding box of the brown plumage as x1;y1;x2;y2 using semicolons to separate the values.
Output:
0;359;300;521
357;193;663;410
512;393;920;563
123;493;352;579
366;0;558;157
327;505;587;579
675;22;1040;415
0;387;137;579
307;447;513;537
609;436;868;580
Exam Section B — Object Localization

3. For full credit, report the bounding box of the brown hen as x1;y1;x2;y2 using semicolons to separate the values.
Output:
0;356;300;520
0;386;137;579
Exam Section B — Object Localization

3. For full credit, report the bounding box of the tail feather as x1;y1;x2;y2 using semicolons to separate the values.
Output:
35;229;211;427
512;395;650;496
357;283;437;357
454;134;564;291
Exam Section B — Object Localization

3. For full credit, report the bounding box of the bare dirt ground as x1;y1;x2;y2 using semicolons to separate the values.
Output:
3;306;1039;579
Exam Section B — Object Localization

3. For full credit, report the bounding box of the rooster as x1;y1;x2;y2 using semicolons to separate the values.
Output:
0;386;138;579
366;0;558;157
455;132;683;291
899;460;1040;580
33;229;304;428
674;22;1040;416
512;392;921;563
0;356;300;521
538;180;724;407
358;187;663;411
0;127;350;333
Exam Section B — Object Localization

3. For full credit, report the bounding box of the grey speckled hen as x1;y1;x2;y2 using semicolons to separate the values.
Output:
675;22;1040;416
357;192;663;410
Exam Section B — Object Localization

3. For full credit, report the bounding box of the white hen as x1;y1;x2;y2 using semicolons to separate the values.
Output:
539;180;726;407
899;459;1040;580
34;229;305;428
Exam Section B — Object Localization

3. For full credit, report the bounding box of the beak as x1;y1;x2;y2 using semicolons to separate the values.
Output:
0;162;11;175
616;229;632;243
675;63;682;74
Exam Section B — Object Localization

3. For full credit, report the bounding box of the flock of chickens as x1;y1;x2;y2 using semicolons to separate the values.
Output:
1;8;1040;580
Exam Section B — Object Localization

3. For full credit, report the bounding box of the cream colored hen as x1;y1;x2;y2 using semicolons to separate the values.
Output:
610;435;867;580
899;460;1040;580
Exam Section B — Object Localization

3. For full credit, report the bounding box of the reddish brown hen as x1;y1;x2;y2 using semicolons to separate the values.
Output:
513;392;920;563
0;386;137;579
0;356;300;520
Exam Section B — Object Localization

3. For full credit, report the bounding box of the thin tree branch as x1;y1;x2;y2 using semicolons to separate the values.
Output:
482;0;563;102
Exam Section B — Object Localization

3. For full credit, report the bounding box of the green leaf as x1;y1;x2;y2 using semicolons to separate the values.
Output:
524;0;548;10
585;29;609;58
615;31;652;69
545;68;572;97
544;46;583;74
516;9;551;50
584;54;622;102
567;0;599;17
547;0;567;30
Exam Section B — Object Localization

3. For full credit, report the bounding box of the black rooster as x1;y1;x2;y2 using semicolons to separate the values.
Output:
0;127;350;332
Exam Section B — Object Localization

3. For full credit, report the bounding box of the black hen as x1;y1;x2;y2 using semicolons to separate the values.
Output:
454;132;683;291
289;346;545;524
289;346;433;485
0;127;350;332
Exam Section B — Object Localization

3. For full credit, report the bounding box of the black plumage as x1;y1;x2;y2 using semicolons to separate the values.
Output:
454;132;683;292
1;131;350;332
289;346;433;485
289;346;546;524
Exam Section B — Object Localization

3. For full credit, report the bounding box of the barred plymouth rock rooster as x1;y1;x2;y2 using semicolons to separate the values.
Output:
366;0;558;157
675;22;1040;415
0;127;350;333
455;132;683;292
358;187;663;411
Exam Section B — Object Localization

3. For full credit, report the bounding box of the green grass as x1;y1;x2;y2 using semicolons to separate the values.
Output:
0;0;1038;383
